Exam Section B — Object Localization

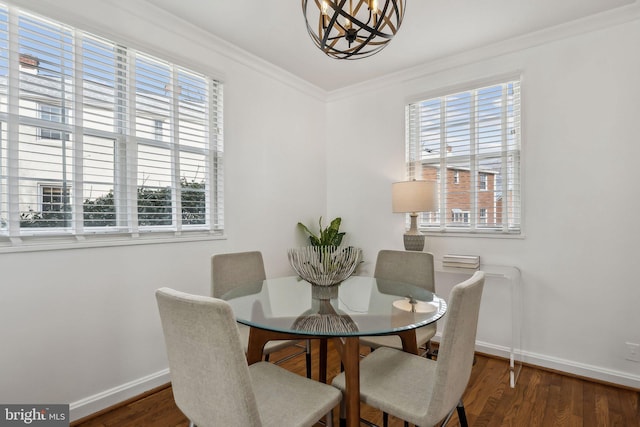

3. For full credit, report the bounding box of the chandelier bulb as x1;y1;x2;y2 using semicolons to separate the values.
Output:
321;1;329;28
321;1;329;15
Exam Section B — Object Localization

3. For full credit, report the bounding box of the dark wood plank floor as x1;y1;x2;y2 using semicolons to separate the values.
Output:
73;341;640;427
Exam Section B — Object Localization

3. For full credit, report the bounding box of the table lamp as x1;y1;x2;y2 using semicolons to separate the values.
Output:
392;180;437;251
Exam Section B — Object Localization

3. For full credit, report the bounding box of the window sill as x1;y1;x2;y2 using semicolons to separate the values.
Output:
0;230;226;254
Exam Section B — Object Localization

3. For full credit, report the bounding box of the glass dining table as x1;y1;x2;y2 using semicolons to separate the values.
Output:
222;275;447;427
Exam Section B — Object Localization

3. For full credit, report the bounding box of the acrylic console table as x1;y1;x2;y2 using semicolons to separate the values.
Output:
434;261;522;387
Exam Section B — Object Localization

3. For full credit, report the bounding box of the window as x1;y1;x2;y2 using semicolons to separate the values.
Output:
41;185;68;212
451;208;469;224
154;119;164;141
0;7;224;243
405;78;521;234
479;208;487;224
479;173;487;191
18;184;72;228
38;104;66;140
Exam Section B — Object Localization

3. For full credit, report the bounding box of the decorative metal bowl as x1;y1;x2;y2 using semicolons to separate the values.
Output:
288;246;362;287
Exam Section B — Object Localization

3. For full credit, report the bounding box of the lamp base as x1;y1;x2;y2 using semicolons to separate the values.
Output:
403;233;425;251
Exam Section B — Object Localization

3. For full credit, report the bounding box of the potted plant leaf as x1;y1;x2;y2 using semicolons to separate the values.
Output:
297;216;345;246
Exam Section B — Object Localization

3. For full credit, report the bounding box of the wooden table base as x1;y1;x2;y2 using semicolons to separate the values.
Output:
246;327;418;427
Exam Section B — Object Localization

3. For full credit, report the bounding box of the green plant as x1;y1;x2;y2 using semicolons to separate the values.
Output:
20;178;206;228
297;216;345;246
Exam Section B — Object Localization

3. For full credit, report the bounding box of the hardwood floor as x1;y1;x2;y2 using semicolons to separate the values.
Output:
72;341;640;427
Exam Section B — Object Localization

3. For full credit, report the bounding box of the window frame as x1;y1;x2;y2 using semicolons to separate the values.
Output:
0;6;225;250
405;75;522;236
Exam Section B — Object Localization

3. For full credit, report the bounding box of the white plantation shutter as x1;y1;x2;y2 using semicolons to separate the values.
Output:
405;78;521;234
0;5;223;244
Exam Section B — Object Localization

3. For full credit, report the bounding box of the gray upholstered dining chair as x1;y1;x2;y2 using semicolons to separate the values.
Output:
211;251;311;378
359;250;437;357
156;287;341;427
211;251;312;378
332;271;485;427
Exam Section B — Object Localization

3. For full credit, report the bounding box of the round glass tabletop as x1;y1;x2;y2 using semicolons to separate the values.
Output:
222;275;447;337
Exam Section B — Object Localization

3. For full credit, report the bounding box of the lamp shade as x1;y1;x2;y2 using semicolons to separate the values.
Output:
392;180;437;213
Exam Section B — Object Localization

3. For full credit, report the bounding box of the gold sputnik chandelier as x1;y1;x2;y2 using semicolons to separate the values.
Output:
302;0;406;59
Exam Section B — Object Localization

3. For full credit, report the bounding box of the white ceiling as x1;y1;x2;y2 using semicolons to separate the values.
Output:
148;0;633;91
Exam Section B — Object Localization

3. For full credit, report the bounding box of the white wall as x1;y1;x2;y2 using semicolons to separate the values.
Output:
1;0;327;420
2;0;640;422
326;9;640;387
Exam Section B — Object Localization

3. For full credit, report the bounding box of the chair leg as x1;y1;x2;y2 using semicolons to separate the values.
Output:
440;406;455;427
264;353;270;362
326;408;333;427
339;399;346;427
456;400;469;427
383;412;388;427
306;340;312;378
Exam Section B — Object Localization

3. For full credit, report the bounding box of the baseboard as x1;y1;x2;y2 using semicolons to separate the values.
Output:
69;369;170;422
515;348;640;390
432;334;640;390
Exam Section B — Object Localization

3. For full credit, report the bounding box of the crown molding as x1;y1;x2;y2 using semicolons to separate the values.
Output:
327;1;640;102
7;0;328;102
122;0;328;101
7;0;638;104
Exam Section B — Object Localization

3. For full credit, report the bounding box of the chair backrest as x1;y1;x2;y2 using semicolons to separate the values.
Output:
374;249;435;292
211;251;267;298
156;287;263;427
426;271;485;424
